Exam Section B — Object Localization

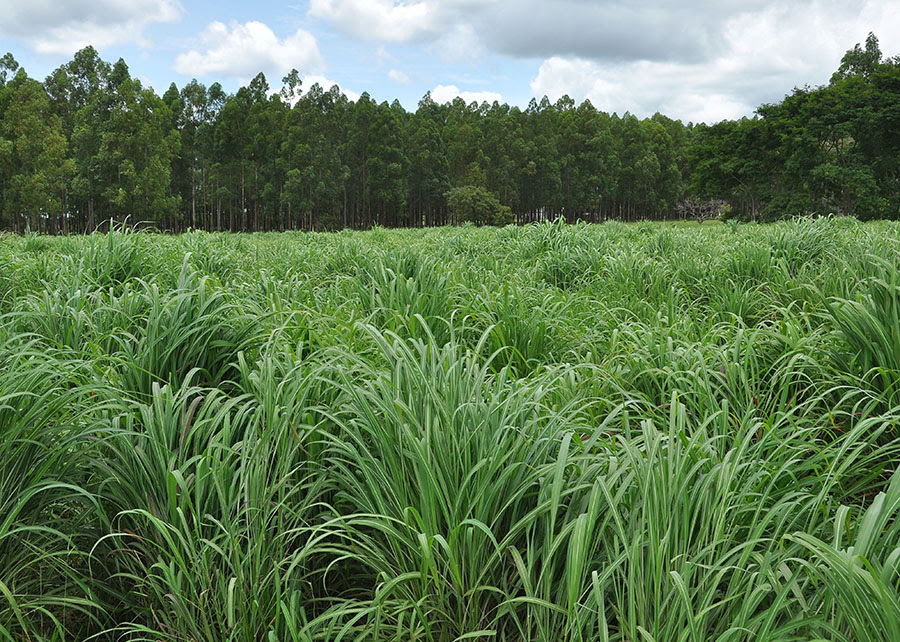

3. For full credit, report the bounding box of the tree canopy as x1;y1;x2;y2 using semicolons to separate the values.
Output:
0;34;897;232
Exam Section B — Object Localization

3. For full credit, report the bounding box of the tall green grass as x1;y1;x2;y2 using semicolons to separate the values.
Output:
2;218;900;640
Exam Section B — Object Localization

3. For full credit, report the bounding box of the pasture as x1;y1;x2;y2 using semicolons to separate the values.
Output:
2;218;899;641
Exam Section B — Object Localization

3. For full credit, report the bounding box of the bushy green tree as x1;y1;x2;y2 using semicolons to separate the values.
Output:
0;71;72;232
445;185;513;226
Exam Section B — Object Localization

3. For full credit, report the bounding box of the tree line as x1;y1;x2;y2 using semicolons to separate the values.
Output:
691;34;900;221
0;34;897;233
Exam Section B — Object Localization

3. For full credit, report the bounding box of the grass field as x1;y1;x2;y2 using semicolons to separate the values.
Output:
2;217;900;641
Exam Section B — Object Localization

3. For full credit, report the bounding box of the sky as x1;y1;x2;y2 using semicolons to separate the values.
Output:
1;0;899;123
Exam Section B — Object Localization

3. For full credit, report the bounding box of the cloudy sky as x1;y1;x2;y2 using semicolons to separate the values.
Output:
1;0;898;122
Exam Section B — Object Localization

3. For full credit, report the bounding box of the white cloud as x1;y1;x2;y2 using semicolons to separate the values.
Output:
301;74;361;101
312;0;900;122
308;0;900;66
529;1;900;123
308;0;762;62
431;84;501;105
375;46;395;68
530;57;755;123
388;69;410;84
309;0;486;62
0;0;182;55
309;0;437;43
429;22;486;62
174;21;324;80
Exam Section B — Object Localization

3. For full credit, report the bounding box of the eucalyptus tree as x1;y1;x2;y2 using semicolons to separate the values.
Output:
408;99;451;226
98;62;180;228
0;71;71;232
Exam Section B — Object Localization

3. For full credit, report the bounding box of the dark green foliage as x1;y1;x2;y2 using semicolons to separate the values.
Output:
692;34;900;221
111;263;259;398
827;256;900;406
445;185;514;226
4;34;900;233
